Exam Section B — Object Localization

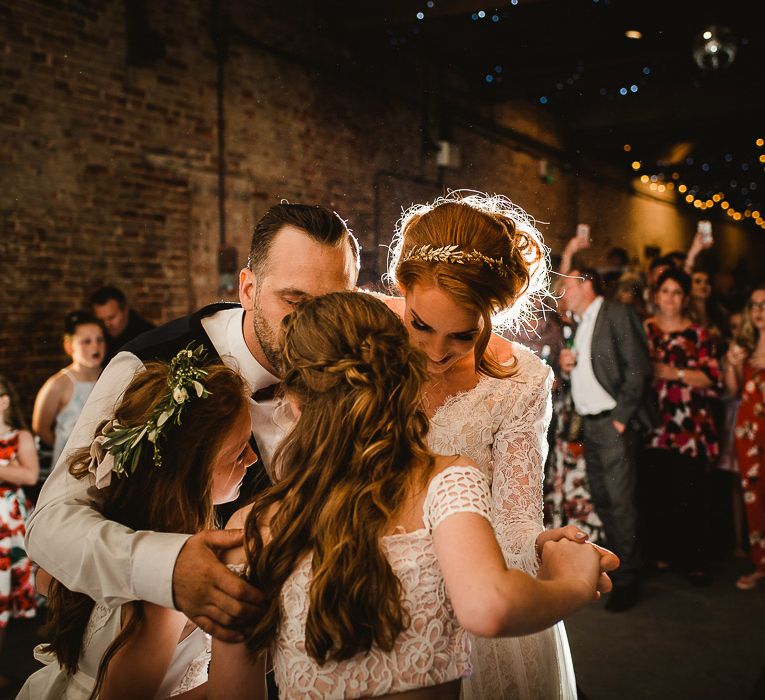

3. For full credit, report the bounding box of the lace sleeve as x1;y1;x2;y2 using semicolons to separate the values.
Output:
423;465;492;532
491;359;554;575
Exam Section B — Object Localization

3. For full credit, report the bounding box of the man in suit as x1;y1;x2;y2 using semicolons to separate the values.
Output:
27;203;360;642
560;267;655;611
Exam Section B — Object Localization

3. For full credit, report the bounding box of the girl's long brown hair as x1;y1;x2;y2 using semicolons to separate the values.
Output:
243;291;433;663
42;362;248;697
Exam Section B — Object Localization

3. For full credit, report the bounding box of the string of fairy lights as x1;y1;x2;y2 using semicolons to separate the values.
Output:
627;137;765;231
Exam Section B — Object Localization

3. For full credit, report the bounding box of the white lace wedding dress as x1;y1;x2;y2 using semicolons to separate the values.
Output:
428;343;577;700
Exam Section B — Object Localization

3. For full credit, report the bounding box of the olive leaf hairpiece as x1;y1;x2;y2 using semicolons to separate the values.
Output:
401;244;509;277
93;344;211;483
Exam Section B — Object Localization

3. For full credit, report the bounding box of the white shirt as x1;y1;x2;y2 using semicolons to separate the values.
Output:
570;296;617;416
26;307;284;610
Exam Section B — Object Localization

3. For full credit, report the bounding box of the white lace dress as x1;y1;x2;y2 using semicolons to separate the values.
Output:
17;603;210;699
272;465;492;699
428;344;577;700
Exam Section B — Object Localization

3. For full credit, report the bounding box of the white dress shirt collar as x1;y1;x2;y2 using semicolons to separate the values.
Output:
201;307;279;395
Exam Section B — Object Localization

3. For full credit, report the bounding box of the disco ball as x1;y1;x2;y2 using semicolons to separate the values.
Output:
693;26;737;71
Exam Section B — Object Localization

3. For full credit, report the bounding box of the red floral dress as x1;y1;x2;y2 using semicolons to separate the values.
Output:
0;430;37;627
734;361;765;573
645;321;722;462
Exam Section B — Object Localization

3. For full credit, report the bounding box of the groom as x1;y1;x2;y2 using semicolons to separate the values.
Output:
26;203;360;641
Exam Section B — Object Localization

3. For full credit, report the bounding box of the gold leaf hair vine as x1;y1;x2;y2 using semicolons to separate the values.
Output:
400;244;509;277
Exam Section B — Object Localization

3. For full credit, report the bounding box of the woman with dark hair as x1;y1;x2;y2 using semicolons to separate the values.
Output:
724;283;765;589
642;268;722;583
210;292;615;700
688;268;729;339
32;310;106;466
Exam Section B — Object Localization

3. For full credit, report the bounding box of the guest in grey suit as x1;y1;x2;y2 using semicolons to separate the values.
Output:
560;267;656;612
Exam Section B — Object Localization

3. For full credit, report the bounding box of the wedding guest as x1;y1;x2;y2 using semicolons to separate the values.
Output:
0;375;39;689
643;268;722;584
32;311;105;466
724;285;765;589
19;351;256;698
210;292;617;700
90;286;155;366
559;266;655;612
689;268;729;339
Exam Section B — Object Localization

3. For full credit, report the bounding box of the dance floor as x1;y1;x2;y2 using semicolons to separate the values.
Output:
568;555;765;700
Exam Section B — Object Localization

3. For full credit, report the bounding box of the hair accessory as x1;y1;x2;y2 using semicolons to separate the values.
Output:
89;344;211;486
400;244;509;277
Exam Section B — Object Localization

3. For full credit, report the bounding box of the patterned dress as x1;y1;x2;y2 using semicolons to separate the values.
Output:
545;380;604;544
645;320;721;460
734;361;765;573
0;429;37;628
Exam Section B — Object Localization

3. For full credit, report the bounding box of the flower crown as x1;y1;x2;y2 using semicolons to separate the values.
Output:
400;244;509;278
87;344;211;489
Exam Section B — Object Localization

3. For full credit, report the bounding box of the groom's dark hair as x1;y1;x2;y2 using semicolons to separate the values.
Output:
247;203;360;277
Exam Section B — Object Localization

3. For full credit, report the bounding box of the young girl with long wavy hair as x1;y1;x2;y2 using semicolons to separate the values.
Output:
209;292;615;700
20;351;255;699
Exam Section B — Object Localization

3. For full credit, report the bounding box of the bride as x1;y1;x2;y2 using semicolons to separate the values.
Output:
383;191;581;699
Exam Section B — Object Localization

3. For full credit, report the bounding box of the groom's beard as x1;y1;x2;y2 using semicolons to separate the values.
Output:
252;302;283;374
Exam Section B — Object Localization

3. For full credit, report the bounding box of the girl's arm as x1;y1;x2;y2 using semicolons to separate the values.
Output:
433;508;608;637
32;375;64;447
99;602;188;700
0;429;39;485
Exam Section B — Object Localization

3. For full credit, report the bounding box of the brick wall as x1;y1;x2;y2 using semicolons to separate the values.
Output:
1;0;761;418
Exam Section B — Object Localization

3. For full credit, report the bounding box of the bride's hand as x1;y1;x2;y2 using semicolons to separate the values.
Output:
536;525;588;558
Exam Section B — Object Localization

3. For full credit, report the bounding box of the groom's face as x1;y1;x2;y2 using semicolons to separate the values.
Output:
240;225;357;372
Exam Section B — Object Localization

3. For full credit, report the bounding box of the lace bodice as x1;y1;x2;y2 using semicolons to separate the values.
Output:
428;343;553;575
272;466;492;699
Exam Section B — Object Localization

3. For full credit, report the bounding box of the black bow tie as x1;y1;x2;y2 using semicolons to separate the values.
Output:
251;383;281;402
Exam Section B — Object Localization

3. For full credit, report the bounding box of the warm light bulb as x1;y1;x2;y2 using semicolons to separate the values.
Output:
624;144;632;152
640;174;650;183
713;194;721;202
678;184;687;193
650;183;658;190
658;184;666;192
705;199;714;207
733;212;742;220
631;161;641;170
625;30;642;40
694;200;702;208
753;210;761;219
757;138;764;147
721;201;730;210
745;210;752;217
685;194;694;203
667;182;675;190
760;155;765;163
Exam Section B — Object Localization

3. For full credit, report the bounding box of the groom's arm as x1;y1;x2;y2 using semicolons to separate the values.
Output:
26;352;189;609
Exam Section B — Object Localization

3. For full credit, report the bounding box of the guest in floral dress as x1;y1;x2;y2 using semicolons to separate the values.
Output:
724;284;765;589
0;375;39;688
642;269;721;583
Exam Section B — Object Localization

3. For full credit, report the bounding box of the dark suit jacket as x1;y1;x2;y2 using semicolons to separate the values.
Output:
588;299;658;430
